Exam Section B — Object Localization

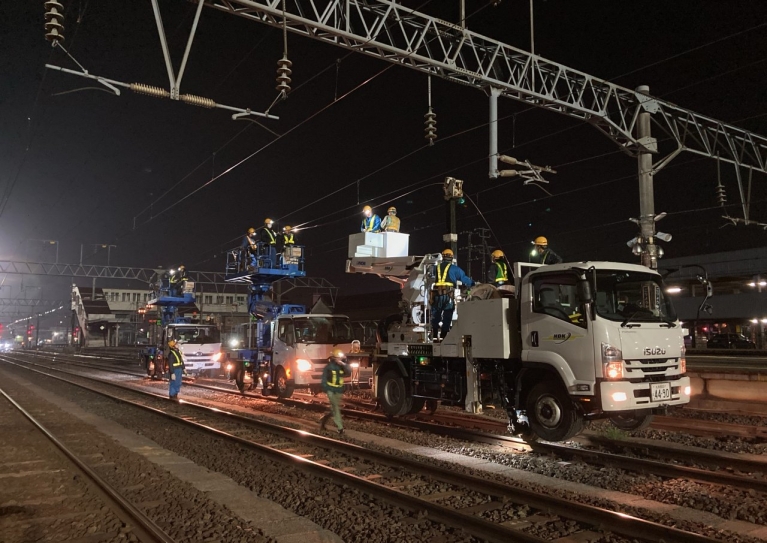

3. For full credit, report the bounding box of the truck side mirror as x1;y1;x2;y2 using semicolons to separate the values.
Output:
577;279;593;304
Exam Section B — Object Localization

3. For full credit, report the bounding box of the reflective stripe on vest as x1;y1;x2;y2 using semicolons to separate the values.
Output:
363;217;375;231
327;369;344;389
434;263;453;287
495;262;508;282
169;349;184;368
266;229;276;244
284;234;294;244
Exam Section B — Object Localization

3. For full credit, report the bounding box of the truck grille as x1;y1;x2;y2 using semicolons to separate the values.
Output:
624;358;680;378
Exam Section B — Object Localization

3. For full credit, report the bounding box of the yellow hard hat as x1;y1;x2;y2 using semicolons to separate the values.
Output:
247;227;255;235
283;225;292;232
441;248;454;258
265;218;273;225
168;339;177;348
178;265;185;271
329;348;346;361
362;205;372;214
491;249;504;259
533;236;548;247
387;206;397;214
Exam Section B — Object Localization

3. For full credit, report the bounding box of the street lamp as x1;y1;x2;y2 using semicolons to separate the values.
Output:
26;239;59;263
80;243;117;265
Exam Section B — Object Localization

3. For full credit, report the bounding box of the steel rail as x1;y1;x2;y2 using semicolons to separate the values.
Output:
2;355;724;543
24;351;767;486
21;352;767;493
1;357;545;543
0;386;177;543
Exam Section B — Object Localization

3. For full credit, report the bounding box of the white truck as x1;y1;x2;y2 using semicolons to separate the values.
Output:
348;236;691;441
165;323;223;376
230;306;371;397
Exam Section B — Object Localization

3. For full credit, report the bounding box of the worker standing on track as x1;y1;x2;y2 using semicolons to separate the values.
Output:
320;348;350;435
488;250;509;286
167;339;185;401
360;205;381;233
531;236;563;265
431;248;475;340
380;206;401;232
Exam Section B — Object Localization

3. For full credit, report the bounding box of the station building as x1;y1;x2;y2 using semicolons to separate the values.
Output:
659;247;767;349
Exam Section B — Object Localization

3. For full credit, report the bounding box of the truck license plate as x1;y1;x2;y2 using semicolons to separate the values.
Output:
650;382;671;402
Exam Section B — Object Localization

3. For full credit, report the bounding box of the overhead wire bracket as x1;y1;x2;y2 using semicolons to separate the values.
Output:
44;0;279;121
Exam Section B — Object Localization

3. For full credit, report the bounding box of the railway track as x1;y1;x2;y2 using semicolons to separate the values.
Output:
0;385;176;543
17;351;767;493
2;354;726;543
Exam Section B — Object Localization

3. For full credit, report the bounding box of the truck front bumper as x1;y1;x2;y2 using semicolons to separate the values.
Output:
600;376;691;412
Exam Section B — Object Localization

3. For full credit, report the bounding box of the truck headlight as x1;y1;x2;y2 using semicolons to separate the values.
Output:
296;358;312;372
601;343;624;380
229;338;239;348
212;352;222;362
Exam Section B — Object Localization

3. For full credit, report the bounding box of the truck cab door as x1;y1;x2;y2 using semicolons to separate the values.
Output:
272;318;295;368
521;272;595;391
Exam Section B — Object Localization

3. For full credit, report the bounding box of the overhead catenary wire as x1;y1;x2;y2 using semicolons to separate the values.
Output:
146;3;764;265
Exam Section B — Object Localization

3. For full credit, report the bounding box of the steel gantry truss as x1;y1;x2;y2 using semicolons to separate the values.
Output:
0;261;238;290
207;0;767;172
203;0;767;267
0;299;68;307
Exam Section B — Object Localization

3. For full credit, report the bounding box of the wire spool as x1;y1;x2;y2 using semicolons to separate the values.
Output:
276;56;292;94
181;94;216;108
130;83;170;99
44;0;65;43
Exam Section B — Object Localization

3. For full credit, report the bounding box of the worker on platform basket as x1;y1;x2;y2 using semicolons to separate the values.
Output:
380;206;401;232
431;248;475;341
360;205;381;233
282;225;295;247
260;218;278;246
169;265;188;296
488;249;509;286
320;348;350;435
242;227;258;269
531;236;562;265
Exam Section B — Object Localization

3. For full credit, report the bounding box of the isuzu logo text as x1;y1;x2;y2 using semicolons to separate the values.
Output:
643;347;666;356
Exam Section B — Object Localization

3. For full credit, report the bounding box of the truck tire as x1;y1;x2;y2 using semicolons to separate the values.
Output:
379;370;413;417
273;367;294;399
526;381;583;442
610;411;653;432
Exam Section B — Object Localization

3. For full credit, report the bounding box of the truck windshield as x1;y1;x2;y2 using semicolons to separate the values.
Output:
173;326;221;344
293;317;354;344
594;270;677;324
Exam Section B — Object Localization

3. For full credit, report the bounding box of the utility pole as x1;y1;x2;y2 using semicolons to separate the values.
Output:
636;85;657;269
443;177;463;257
625;85;672;269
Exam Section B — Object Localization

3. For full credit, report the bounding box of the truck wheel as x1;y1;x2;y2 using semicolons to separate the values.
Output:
610;411;653;432
379;370;412;417
526;382;582;442
274;367;294;399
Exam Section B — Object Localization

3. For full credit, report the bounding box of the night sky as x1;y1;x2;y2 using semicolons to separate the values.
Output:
1;0;766;319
